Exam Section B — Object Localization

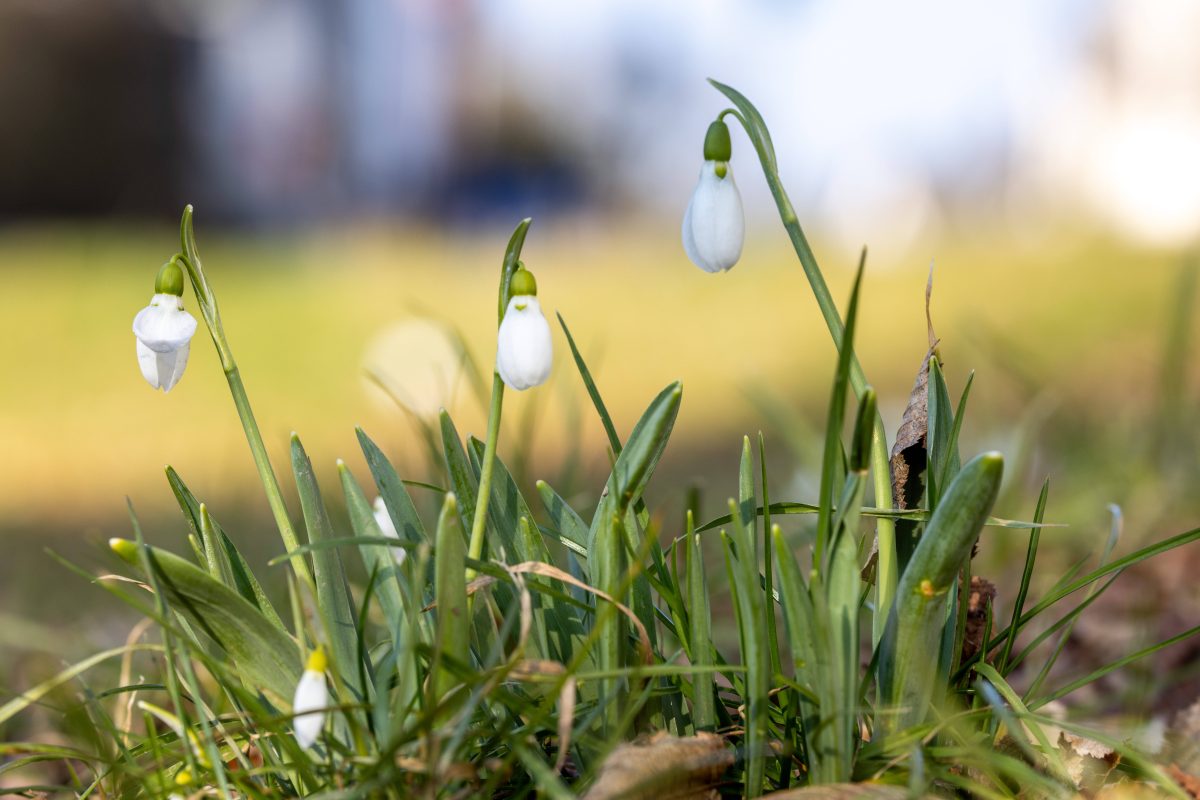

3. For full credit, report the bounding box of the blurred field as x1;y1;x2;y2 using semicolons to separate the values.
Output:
1;217;1197;606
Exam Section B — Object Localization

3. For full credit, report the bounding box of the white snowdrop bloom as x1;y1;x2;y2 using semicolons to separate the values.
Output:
132;293;198;391
373;496;407;566
681;160;745;273
293;648;329;749
496;293;553;391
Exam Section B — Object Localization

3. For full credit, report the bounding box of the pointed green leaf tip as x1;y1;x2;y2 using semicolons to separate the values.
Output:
850;388;877;472
109;537;139;563
703;119;732;162
154;259;185;296
509;266;538;297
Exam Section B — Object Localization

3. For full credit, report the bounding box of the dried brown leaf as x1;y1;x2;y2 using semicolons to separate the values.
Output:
1169;764;1200;798
582;732;733;800
961;575;997;664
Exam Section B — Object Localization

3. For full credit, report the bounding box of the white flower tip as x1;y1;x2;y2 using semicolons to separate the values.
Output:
682;161;745;273
292;668;329;749
134;295;197;391
496;296;553;391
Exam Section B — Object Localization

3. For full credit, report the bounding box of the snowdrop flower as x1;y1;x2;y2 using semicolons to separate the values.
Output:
132;260;197;391
682;119;744;273
373;496;407;566
292;647;329;749
496;268;552;390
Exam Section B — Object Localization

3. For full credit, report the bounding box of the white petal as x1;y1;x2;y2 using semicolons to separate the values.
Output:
681;161;744;273
137;339;164;390
159;341;190;392
137;337;191;392
373;496;407;565
496;297;553;391
133;294;198;353
292;668;329;748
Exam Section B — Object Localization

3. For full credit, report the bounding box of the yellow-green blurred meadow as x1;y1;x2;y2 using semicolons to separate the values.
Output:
2;218;1193;548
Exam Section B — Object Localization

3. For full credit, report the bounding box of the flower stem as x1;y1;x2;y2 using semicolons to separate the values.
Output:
762;181;896;634
465;218;532;579
466;374;505;572
177;206;313;587
716;96;897;645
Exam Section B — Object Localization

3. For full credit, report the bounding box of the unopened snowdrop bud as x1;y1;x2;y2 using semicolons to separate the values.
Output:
132;260;198;392
373;496;407;566
292;647;329;749
496;268;552;390
682;119;744;273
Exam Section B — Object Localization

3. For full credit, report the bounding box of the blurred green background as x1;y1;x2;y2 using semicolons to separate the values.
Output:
3;0;1200;718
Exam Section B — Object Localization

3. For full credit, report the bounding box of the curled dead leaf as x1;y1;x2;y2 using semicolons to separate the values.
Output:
582;732;733;800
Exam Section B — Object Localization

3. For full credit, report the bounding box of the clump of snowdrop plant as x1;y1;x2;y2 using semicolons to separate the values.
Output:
11;82;1200;800
682;117;744;272
132;258;197;391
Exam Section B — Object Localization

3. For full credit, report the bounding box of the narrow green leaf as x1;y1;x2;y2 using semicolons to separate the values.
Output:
1025;504;1123;702
338;461;419;714
685;514;716;733
199;504;234;588
439;411;480;542
725;499;769;797
356;427;428;544
926;356;961;508
693;501;1054;535
536;479;590;564
590;511;630;736
998;479;1049;675
467;437;536;565
826;473;864;782
586;382;683;556
165;467;284;630
433;493;470;709
758;433;782;682
879;451;1003;734
557;313;622;456
110;539;299;708
291;434;364;704
738;436;757;551
816;256;865;564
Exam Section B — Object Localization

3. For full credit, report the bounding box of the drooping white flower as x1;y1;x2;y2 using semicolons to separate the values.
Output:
682;160;745;273
373;496;407;566
293;648;329;749
132;293;197;392
496;291;553;391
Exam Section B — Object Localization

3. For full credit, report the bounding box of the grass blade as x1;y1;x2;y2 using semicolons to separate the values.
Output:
433;493;470;712
165;466;284;630
109;539;300;708
291;434;364;705
998;479;1049;675
356;427;429;544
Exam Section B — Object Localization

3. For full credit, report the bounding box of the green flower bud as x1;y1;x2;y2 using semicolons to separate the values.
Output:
703;119;732;162
154;259;185;296
109;537;139;564
509;267;538;297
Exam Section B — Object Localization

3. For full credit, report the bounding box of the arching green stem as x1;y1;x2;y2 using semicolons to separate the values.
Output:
709;81;897;645
466;219;533;575
176;205;312;587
